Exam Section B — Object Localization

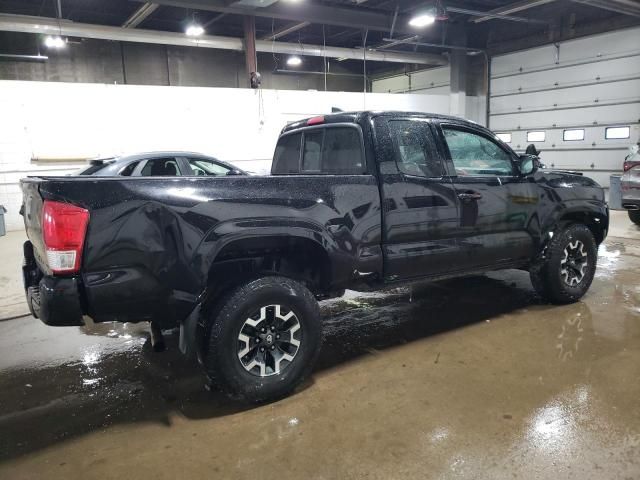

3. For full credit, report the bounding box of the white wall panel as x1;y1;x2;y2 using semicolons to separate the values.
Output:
372;67;450;94
0;80;450;231
491;56;640;95
491;79;640;113
490;27;640;187
491;27;640;76
491;102;640;131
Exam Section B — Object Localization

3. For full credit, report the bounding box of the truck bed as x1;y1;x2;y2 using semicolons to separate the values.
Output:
21;175;383;325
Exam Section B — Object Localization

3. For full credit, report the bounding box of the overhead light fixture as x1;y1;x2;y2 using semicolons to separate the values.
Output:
287;56;302;66
185;24;205;36
44;35;65;49
408;12;436;28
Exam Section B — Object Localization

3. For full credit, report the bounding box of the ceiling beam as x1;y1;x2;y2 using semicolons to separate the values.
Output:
469;0;559;24
570;0;640;18
122;2;159;28
0;14;447;65
261;21;310;41
133;0;417;35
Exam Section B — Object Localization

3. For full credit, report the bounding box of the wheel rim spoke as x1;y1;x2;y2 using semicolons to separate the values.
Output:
237;304;302;377
560;240;589;287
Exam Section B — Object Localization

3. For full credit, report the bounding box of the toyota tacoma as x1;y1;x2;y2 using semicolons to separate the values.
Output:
20;111;608;402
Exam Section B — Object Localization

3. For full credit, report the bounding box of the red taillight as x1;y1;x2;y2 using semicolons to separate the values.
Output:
307;116;325;126
623;160;640;172
42;200;89;274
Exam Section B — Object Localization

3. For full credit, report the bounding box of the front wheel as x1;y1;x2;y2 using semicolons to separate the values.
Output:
629;210;640;226
530;224;598;304
202;276;323;403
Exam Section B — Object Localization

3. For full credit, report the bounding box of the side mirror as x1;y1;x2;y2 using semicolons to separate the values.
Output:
226;169;244;176
518;154;539;176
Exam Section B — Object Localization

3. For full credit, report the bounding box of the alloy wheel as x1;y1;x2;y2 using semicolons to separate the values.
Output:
237;305;302;377
560;240;589;287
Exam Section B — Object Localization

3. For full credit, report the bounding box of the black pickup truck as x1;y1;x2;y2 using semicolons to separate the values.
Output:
21;111;608;401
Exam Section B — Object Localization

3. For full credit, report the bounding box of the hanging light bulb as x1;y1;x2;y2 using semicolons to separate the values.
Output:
44;35;66;49
408;11;436;27
185;23;205;36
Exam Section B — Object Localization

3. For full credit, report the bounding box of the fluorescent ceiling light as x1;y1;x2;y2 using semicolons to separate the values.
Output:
287;56;302;66
186;24;205;36
44;35;65;49
408;13;436;27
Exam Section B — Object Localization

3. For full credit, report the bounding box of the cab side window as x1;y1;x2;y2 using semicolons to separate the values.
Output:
140;158;181;176
389;120;444;178
185;158;231;176
442;127;514;176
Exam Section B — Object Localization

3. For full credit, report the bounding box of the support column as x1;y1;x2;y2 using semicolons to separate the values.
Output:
243;15;258;88
448;26;468;119
449;49;468;118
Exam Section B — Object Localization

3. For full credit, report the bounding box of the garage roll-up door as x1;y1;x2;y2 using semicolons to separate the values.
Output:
489;27;640;187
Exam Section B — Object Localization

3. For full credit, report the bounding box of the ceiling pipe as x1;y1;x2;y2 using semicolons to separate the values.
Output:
0;14;447;66
470;0;559;24
446;6;548;24
0;53;48;61
122;2;159;28
570;0;640;18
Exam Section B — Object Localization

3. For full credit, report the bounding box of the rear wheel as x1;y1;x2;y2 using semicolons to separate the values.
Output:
202;276;322;402
530;224;597;304
628;210;640;226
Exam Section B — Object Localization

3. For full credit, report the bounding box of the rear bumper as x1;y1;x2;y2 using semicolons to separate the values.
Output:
23;241;84;326
621;199;640;211
621;174;640;206
36;276;85;326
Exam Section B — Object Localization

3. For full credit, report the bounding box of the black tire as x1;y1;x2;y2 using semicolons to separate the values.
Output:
529;224;597;304
629;210;640;226
202;276;322;403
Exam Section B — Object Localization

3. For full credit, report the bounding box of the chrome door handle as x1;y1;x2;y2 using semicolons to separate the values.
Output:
457;192;482;201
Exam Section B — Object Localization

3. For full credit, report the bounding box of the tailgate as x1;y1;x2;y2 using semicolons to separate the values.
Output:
20;179;47;271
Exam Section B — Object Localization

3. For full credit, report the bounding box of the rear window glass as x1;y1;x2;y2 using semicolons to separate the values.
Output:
119;161;139;176
272;133;302;174
272;127;364;175
76;164;106;175
302;131;323;172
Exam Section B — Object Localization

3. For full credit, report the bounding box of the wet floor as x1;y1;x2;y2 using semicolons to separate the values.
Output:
0;226;639;479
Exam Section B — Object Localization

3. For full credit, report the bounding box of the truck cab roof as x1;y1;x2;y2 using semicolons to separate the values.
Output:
281;111;483;134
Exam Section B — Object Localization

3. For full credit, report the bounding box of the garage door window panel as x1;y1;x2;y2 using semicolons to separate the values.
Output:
442;127;515;176
605;126;630;140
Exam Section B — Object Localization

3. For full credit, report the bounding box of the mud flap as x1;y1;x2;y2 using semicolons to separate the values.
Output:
179;304;201;359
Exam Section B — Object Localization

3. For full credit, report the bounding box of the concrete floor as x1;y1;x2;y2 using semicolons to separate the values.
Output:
0;211;639;479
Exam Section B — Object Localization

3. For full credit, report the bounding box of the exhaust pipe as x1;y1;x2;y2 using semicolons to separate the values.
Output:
623;204;640;210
